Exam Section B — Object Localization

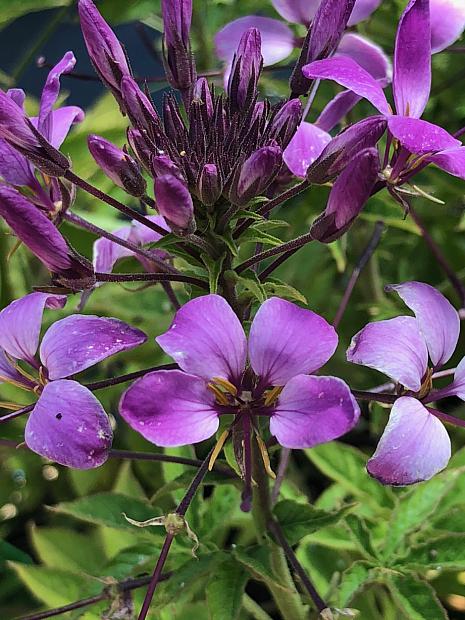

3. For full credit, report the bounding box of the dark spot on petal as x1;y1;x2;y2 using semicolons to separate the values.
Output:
56;413;62;420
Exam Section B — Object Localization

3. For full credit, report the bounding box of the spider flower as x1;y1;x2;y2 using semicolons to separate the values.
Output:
0;293;146;468
347;281;464;485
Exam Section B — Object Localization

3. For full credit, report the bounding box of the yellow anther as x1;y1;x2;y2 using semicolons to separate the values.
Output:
212;377;238;396
418;367;434;399
208;430;230;471
179;150;187;157
207;383;229;406
38;366;48;386
42;173;51;186
264;385;283;407
4;353;38;386
256;434;276;480
0;373;33;392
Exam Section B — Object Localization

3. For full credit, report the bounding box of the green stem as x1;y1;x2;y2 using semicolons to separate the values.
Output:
242;594;274;620
0;229;14;306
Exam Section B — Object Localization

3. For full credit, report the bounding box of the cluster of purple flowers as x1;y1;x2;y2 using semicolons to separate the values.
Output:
0;0;464;497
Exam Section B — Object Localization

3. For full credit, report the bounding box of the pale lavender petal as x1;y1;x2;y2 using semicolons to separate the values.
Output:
0;348;32;387
38;52;77;141
271;0;319;24
427;147;465;180
215;16;295;66
316;90;362;132
347;316;428;391
249;297;337;386
48;106;84;148
348;0;382;25
156;295;247;384
336;33;392;82
270;375;360;448
119;370;219;446
131;215;170;246
387;116;460;154
283;122;331;178
386;281;460;368
93;226;133;273
40;315;147;380
393;0;431;118
25;380;112;469
367;397;451;485
0;138;35;186
0;293;66;364
302;56;390;114
431;0;465;53
433;355;465;400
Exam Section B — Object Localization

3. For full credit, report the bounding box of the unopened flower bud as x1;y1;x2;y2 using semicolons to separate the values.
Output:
192;78;214;118
268;99;302;148
127;128;152;172
198;163;222;206
154;174;195;233
228;28;263;111
120;76;161;135
152;155;184;180
161;0;196;93
88;135;146;197
231;145;282;205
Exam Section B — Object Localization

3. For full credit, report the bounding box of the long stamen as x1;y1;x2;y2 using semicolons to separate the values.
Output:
0;373;35;392
208;430;230;471
207;383;229;406
212;377;237;396
0;401;26;411
264;385;283;407
255;434;276;480
5;353;39;385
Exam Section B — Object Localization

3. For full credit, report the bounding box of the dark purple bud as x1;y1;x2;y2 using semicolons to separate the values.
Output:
228;28;263;111
198;163;222;206
154;174;195;233
88;135;146;197
310;147;380;243
0;185;95;291
290;0;356;96
307;116;387;184
0;90;69;177
163;94;188;143
268;99;303;147
152;155;184;181
127;128;152;172
231;145;282;205
193;78;213;118
120;76;161;134
78;0;130;99
161;0;196;93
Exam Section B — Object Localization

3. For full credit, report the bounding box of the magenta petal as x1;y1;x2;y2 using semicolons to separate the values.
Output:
348;0;382;25
387;116;460;155
386;281;460;368
0;138;35;186
249;297;337;386
302;56;390;114
215;16;295;66
0;293;66;364
48;107;84;148
271;0;319;24
283;122;331;178
119;370;219;447
156;295;247;384
336;33;392;82
347;316;428;391
393;0;431;118
427;147;465;180
93;226;133;274
25;380;112;469
270;375;360;448
316;90;362;132
367;397;451;485
40;315;147;380
431;0;465;53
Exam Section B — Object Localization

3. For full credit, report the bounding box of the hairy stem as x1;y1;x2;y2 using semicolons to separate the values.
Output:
236;232;314;274
96;271;208;290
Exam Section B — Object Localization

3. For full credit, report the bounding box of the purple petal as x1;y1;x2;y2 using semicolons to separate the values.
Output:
153;174;194;230
131;215;170;246
119;370;219;447
25;380;112;469
348;0;382;25
427;147;465;180
161;0;192;48
347;316;428;391
315;90;362;132
271;0;319;25
302;56;390;114
215;16;295;66
393;0;431;118
283;122;331;178
308;0;356;62
270;375;360;448
0;293;66;364
249;297;337;386
387;116;460;155
0;348;33;387
367;397;451;485
156;295;247;384
48;107;84;148
38;52;77;140
386;281;460;368
0;138;35;186
40;315;147;380
93;226;133;274
336;33;392;82
433;356;465;400
431;0;465;53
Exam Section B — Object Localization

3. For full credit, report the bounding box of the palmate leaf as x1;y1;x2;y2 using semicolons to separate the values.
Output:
206;558;249;620
232;545;289;592
394;534;465;571
337;560;377;608
386;574;448;620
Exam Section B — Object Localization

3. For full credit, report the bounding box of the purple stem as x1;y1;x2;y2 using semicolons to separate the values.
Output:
428;407;465;429
0;404;34;424
161;281;181;310
96;271;208;290
84;363;177;391
241;416;253;513
351;390;397;404
236;232;314;274
271;447;291;505
258;249;298;281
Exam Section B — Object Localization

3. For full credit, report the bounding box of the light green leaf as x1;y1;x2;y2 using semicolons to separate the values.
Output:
344;514;378;560
337;561;376;608
263;280;307;304
206;559;249;620
232;545;288;592
30;526;103;573
395;534;465;571
202;252;226;294
387;574;448;620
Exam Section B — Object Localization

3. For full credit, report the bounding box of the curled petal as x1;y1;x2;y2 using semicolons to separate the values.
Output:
393;0;431;118
386;281;460;368
93;226;133;274
48;107;84;149
249;297;337;386
283;122;331;178
0;293;66;364
431;0;465;53
25;380;112;469
336;33;392;82
270;375;360;448
215;16;295;66
156;295;247;384
0;348;33;387
347;316;428;391
40;315;147;380
119;370;219;447
427;147;465;180
348;0;382;25
316;90;362;132
367;397;451;485
432;355;465;400
387;116;460;155
0;138;35;186
271;0;319;25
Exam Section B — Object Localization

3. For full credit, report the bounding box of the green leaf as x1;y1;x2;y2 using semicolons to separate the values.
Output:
395;534;465;571
206;558;249;620
232;545;288;592
233;272;267;304
240;228;285;247
113;461;147;499
50;493;163;534
263;279;307;304
387;574;448;620
30;526;103;573
344;514;378;560
201;252;226;294
0;540;32;567
273;499;356;545
337;561;376;608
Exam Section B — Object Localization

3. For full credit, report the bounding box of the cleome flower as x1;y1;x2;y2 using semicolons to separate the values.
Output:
0;293;146;468
347;281;465;486
120;295;359;509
